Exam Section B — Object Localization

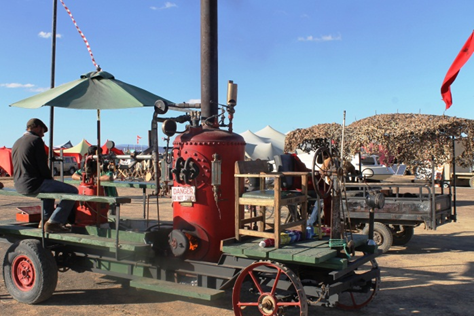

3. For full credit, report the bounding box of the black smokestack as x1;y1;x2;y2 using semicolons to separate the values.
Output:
200;0;218;125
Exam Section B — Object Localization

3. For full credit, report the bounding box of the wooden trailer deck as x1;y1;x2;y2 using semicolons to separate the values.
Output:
0;221;150;253
221;234;375;270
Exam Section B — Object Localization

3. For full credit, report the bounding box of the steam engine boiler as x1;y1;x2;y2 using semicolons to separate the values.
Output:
170;125;245;262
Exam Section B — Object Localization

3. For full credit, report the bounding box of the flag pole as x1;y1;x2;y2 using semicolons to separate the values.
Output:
49;0;58;175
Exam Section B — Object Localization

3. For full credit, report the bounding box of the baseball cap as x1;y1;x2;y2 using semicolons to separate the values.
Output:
26;118;48;133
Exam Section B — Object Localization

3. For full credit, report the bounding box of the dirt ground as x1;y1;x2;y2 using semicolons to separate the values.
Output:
0;178;473;316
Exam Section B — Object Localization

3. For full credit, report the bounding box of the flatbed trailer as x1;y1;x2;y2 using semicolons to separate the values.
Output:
343;181;455;253
0;199;379;315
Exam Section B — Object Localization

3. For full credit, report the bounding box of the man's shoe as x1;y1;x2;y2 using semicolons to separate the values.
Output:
44;222;71;233
37;219;49;229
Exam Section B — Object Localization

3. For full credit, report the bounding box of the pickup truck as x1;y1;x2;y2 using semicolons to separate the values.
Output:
351;154;406;181
343;180;455;253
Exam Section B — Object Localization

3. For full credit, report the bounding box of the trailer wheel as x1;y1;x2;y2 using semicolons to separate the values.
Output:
390;225;414;246
336;256;380;310
3;239;58;304
363;222;393;253
469;177;474;188
232;261;308;316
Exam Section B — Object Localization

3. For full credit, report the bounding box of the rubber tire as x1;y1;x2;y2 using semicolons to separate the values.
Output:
469;177;474;188
69;167;76;175
53;168;59;176
3;239;58;304
391;226;415;246
363;222;393;254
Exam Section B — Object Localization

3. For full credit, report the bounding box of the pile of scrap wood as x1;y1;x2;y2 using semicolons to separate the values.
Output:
285;123;343;153
285;113;474;168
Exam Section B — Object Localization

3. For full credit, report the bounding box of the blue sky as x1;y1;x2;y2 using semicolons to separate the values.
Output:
2;1;474;148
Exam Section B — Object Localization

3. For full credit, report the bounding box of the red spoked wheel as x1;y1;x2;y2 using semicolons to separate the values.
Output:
336;257;380;310
232;261;308;316
12;255;36;291
3;239;58;304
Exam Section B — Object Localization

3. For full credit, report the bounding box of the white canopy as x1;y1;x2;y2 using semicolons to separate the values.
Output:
240;126;285;160
255;125;285;150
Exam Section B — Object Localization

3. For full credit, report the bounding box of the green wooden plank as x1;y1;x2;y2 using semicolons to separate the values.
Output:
0;224;149;252
222;237;339;264
0;188;27;197
221;244;246;256
84;226;147;243
65;179;156;189
267;243;315;261
242;242;274;259
222;238;263;257
221;238;272;258
265;239;329;261
297;239;330;248
0;188;131;204
312;257;348;270
292;246;337;264
130;277;225;301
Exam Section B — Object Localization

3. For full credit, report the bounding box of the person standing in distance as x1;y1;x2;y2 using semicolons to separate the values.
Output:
12;118;78;233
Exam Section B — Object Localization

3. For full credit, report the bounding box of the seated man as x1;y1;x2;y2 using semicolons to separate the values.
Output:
12;118;78;233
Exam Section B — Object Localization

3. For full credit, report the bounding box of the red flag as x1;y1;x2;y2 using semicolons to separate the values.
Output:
441;31;474;110
137;135;142;144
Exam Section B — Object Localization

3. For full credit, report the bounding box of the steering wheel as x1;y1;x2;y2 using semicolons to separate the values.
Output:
311;147;339;198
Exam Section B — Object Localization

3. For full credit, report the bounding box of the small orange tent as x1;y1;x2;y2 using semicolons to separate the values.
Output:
101;140;124;155
0;146;13;176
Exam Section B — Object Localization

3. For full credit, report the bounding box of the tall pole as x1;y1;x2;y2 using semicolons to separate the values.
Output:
200;0;218;126
49;0;58;174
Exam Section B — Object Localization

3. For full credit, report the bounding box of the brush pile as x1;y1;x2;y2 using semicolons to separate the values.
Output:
285;113;474;169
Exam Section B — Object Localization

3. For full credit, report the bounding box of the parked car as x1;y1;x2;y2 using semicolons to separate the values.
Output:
351;154;406;181
53;156;78;175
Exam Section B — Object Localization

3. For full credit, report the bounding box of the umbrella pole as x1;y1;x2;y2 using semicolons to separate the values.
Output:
97;109;101;193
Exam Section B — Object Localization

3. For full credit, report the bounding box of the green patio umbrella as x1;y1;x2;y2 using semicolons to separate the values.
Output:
11;70;173;186
11;71;172;110
11;70;173;146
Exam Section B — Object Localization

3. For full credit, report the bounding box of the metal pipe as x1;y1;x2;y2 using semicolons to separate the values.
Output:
200;0;218;125
113;154;153;160
170;103;201;109
48;0;58;178
452;137;457;221
340;110;346;161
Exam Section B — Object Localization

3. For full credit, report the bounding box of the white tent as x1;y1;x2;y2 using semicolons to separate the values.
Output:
255;126;285;150
240;126;285;160
240;130;270;145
